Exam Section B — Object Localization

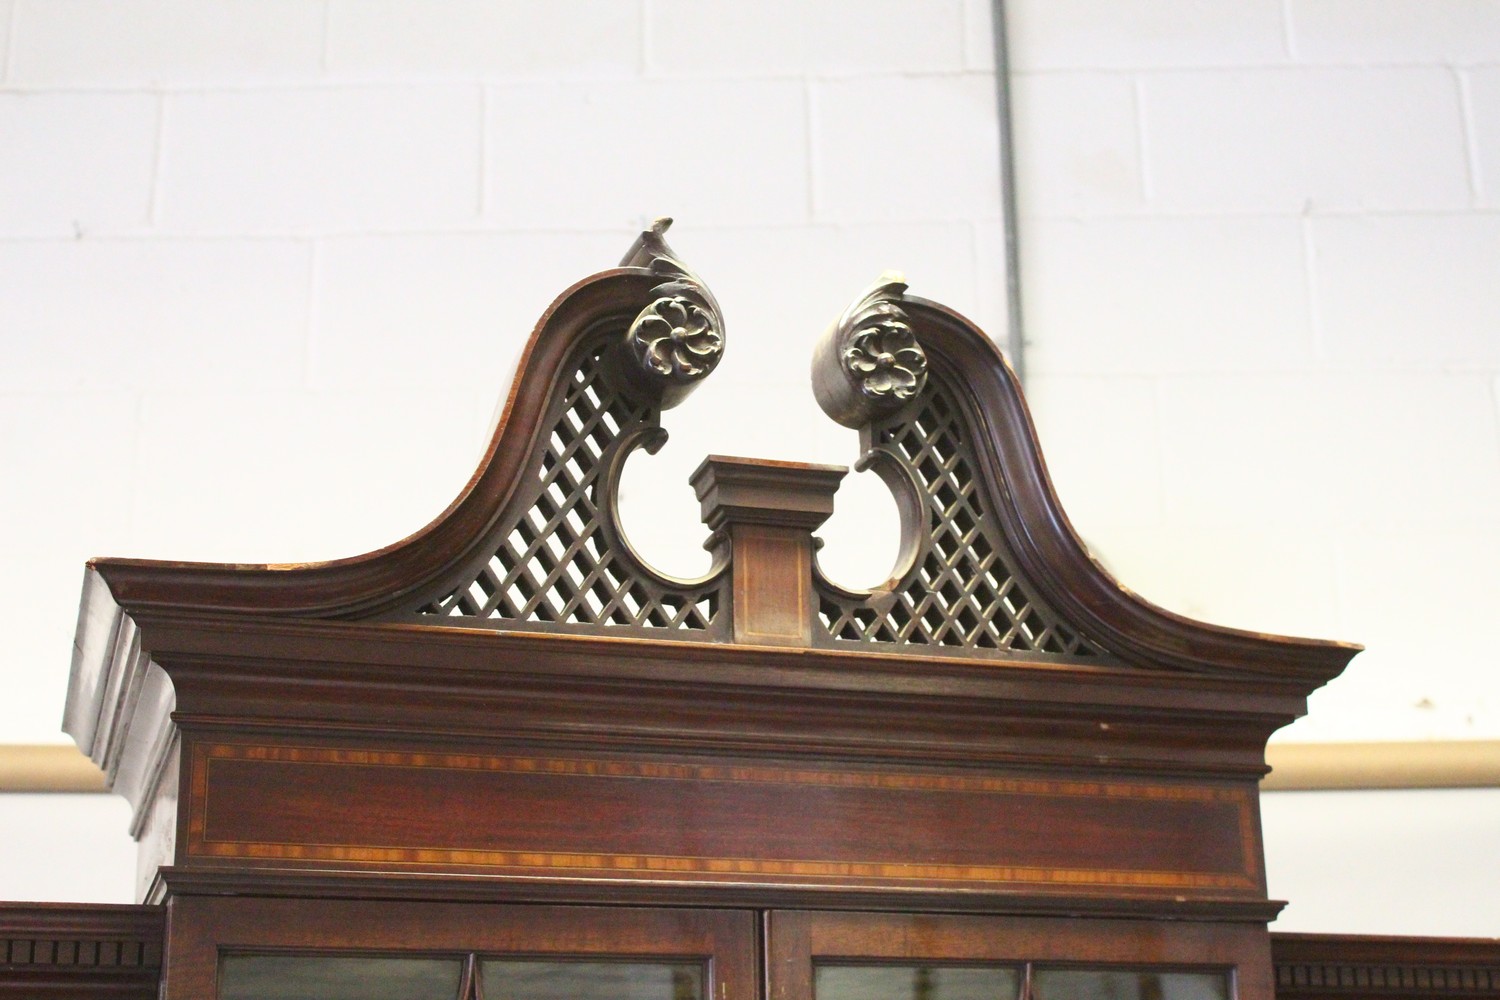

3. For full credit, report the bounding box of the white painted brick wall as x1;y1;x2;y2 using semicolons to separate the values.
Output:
1324;374;1500;530
2;240;312;390
1023;374;1162;532
1007;0;1290;70
1337;530;1500;696
1154;374;1347;531
3;0;1500;920
484;79;809;229
1142;68;1472;212
0;392;136;557
1006;0;1500;755
1156;373;1500;533
158;86;483;233
0;1;1003;760
1091;522;1343;643
1009;73;1143;216
813;75;1001;221
9;0;324;86
1311;215;1500;366
644;0;965;77
131;388;484;564
1020;217;1313;374
327;1;641;81
0;391;139;745
963;0;995;72
1287;0;1500;64
0;92;158;237
312;231;624;391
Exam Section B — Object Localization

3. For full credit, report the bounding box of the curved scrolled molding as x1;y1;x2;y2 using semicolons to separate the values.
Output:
84;223;724;627
68;222;735;814
882;294;1360;684
87;272;642;619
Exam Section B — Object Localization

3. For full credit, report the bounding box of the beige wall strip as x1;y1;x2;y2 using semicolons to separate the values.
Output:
1263;741;1500;791
0;744;106;793
2;742;1499;794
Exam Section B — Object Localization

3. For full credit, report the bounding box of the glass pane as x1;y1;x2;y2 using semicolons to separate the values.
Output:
815;965;1021;1000
220;954;464;1000
1034;969;1230;1000
479;960;704;1000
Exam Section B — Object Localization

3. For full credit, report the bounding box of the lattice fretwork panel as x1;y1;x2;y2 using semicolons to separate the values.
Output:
818;381;1100;656
416;346;721;632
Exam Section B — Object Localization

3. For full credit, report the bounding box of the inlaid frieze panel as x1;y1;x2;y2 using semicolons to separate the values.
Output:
185;741;1261;898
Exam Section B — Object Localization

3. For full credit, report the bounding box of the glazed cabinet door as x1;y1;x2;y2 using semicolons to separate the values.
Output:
767;911;1273;1000
163;898;754;1000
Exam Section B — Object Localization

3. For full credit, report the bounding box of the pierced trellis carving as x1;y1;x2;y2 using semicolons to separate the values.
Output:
813;277;1105;658
408;252;1104;658
406;220;727;637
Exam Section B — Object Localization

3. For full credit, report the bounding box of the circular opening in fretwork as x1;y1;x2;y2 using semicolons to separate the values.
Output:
817;464;904;591
614;425;715;582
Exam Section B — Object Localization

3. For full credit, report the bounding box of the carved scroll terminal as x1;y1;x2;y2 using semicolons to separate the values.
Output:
812;272;929;429
611;217;726;409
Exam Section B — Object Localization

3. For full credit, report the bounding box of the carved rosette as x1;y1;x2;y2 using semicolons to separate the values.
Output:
615;218;725;409
843;305;925;403
812;272;929;428
630;295;720;380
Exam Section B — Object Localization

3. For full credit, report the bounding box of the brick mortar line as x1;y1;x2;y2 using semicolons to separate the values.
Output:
0;69;996;96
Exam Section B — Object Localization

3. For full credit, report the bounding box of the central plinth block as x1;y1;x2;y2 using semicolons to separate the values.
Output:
692;456;847;646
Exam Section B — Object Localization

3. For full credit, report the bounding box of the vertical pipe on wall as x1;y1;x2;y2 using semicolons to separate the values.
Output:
989;0;1027;384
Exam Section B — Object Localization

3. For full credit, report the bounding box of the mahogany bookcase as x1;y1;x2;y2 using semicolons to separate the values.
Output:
4;221;1494;1000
